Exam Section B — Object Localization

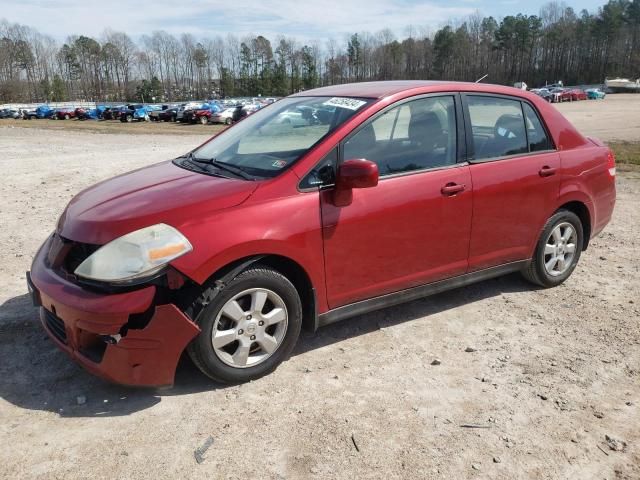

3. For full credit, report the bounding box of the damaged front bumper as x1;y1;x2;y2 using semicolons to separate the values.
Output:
27;237;201;387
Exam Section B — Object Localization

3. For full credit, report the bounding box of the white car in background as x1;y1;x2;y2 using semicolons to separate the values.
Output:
210;107;237;124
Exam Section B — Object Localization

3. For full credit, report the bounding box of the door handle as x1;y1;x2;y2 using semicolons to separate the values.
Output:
441;183;465;196
539;166;557;177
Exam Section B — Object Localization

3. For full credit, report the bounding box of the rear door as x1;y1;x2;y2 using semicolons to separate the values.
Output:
462;94;561;271
320;94;473;308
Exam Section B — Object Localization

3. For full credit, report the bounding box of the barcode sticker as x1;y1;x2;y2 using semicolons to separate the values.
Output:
322;97;367;110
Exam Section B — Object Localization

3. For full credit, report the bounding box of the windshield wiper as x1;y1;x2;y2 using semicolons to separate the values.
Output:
187;155;255;181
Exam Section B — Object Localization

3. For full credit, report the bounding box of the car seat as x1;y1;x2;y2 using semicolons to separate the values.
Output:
477;113;527;159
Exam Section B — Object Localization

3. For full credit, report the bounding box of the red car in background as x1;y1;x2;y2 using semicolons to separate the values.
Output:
28;81;616;386
550;88;573;102
55;108;76;120
569;89;587;101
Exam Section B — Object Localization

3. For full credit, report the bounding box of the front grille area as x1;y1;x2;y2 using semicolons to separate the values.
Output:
43;309;67;344
46;233;100;281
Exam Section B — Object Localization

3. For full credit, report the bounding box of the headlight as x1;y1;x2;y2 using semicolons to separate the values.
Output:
74;223;192;283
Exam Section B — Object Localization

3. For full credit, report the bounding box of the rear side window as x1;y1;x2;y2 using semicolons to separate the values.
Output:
467;96;528;160
523;103;552;151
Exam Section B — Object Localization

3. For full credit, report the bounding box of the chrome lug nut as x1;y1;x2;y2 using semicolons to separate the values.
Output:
238;329;244;335
250;335;256;340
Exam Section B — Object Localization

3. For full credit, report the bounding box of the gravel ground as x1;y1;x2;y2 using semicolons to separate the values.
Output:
0;96;639;480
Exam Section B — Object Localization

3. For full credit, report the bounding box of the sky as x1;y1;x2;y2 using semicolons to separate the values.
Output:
0;0;609;43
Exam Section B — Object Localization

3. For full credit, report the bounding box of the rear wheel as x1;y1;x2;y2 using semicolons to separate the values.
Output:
522;209;583;287
187;266;302;384
199;115;208;125
64;114;70;120
225;117;232;125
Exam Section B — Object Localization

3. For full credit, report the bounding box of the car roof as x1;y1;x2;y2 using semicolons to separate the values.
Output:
290;80;531;99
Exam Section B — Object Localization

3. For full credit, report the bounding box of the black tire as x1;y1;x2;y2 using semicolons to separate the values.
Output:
521;209;584;288
199;115;208;125
186;266;302;384
225;117;232;125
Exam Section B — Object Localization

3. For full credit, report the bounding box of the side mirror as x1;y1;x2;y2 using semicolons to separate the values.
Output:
333;159;379;207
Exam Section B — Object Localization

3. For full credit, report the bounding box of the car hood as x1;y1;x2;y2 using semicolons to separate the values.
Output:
58;160;258;245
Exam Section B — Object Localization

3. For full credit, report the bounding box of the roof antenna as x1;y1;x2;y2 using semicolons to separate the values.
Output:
475;74;488;83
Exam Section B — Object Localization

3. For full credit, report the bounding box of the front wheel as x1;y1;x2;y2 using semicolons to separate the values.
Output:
522;209;584;288
199;115;208;125
187;266;302;384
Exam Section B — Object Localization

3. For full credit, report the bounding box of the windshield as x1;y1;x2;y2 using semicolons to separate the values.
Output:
185;96;372;179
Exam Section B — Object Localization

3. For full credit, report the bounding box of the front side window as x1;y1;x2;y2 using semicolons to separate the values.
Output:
180;96;372;179
342;96;457;177
467;96;528;160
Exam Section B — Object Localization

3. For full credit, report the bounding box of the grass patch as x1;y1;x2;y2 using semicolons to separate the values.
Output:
608;141;640;166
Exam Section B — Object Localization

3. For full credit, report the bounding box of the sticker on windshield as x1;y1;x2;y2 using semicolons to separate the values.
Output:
322;97;367;110
272;160;287;168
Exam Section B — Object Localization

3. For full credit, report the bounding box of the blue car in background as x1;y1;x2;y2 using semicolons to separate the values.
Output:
586;88;606;100
36;105;54;119
119;104;161;122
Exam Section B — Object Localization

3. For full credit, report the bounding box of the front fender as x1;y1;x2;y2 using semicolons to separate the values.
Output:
171;191;329;313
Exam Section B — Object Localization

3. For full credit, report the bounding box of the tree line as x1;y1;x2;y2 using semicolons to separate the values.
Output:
1;0;639;104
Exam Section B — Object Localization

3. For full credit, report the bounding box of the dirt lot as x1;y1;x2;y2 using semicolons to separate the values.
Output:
0;95;639;480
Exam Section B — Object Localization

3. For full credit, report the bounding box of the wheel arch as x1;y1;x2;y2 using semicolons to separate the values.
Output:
181;254;318;333
556;200;592;250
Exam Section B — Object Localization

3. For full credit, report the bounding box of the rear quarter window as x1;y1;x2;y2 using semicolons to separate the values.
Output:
523;103;552;152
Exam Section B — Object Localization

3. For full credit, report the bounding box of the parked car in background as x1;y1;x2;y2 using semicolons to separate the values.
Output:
56;108;76;120
28;81;616;387
77;107;102;120
149;105;166;121
5;108;21;119
36;105;54;119
74;107;89;120
160;105;180;122
119;104;160;122
569;89;587;101
186;103;223;124
530;88;553;102
176;102;202;123
150;104;178;122
21;108;38;120
100;106;122;120
242;104;261;116
209;106;237;124
550;88;572;103
586;88;606;100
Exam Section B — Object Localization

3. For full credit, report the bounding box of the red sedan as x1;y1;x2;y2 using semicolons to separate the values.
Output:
55;108;76;120
28;81;616;386
569;89;587;101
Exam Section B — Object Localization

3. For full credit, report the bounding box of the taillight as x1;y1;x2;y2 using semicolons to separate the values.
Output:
607;149;616;177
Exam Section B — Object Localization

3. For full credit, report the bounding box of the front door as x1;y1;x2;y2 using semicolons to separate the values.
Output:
320;94;473;309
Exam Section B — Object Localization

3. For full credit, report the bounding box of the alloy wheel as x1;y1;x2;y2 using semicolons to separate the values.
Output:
543;222;577;276
211;288;288;368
